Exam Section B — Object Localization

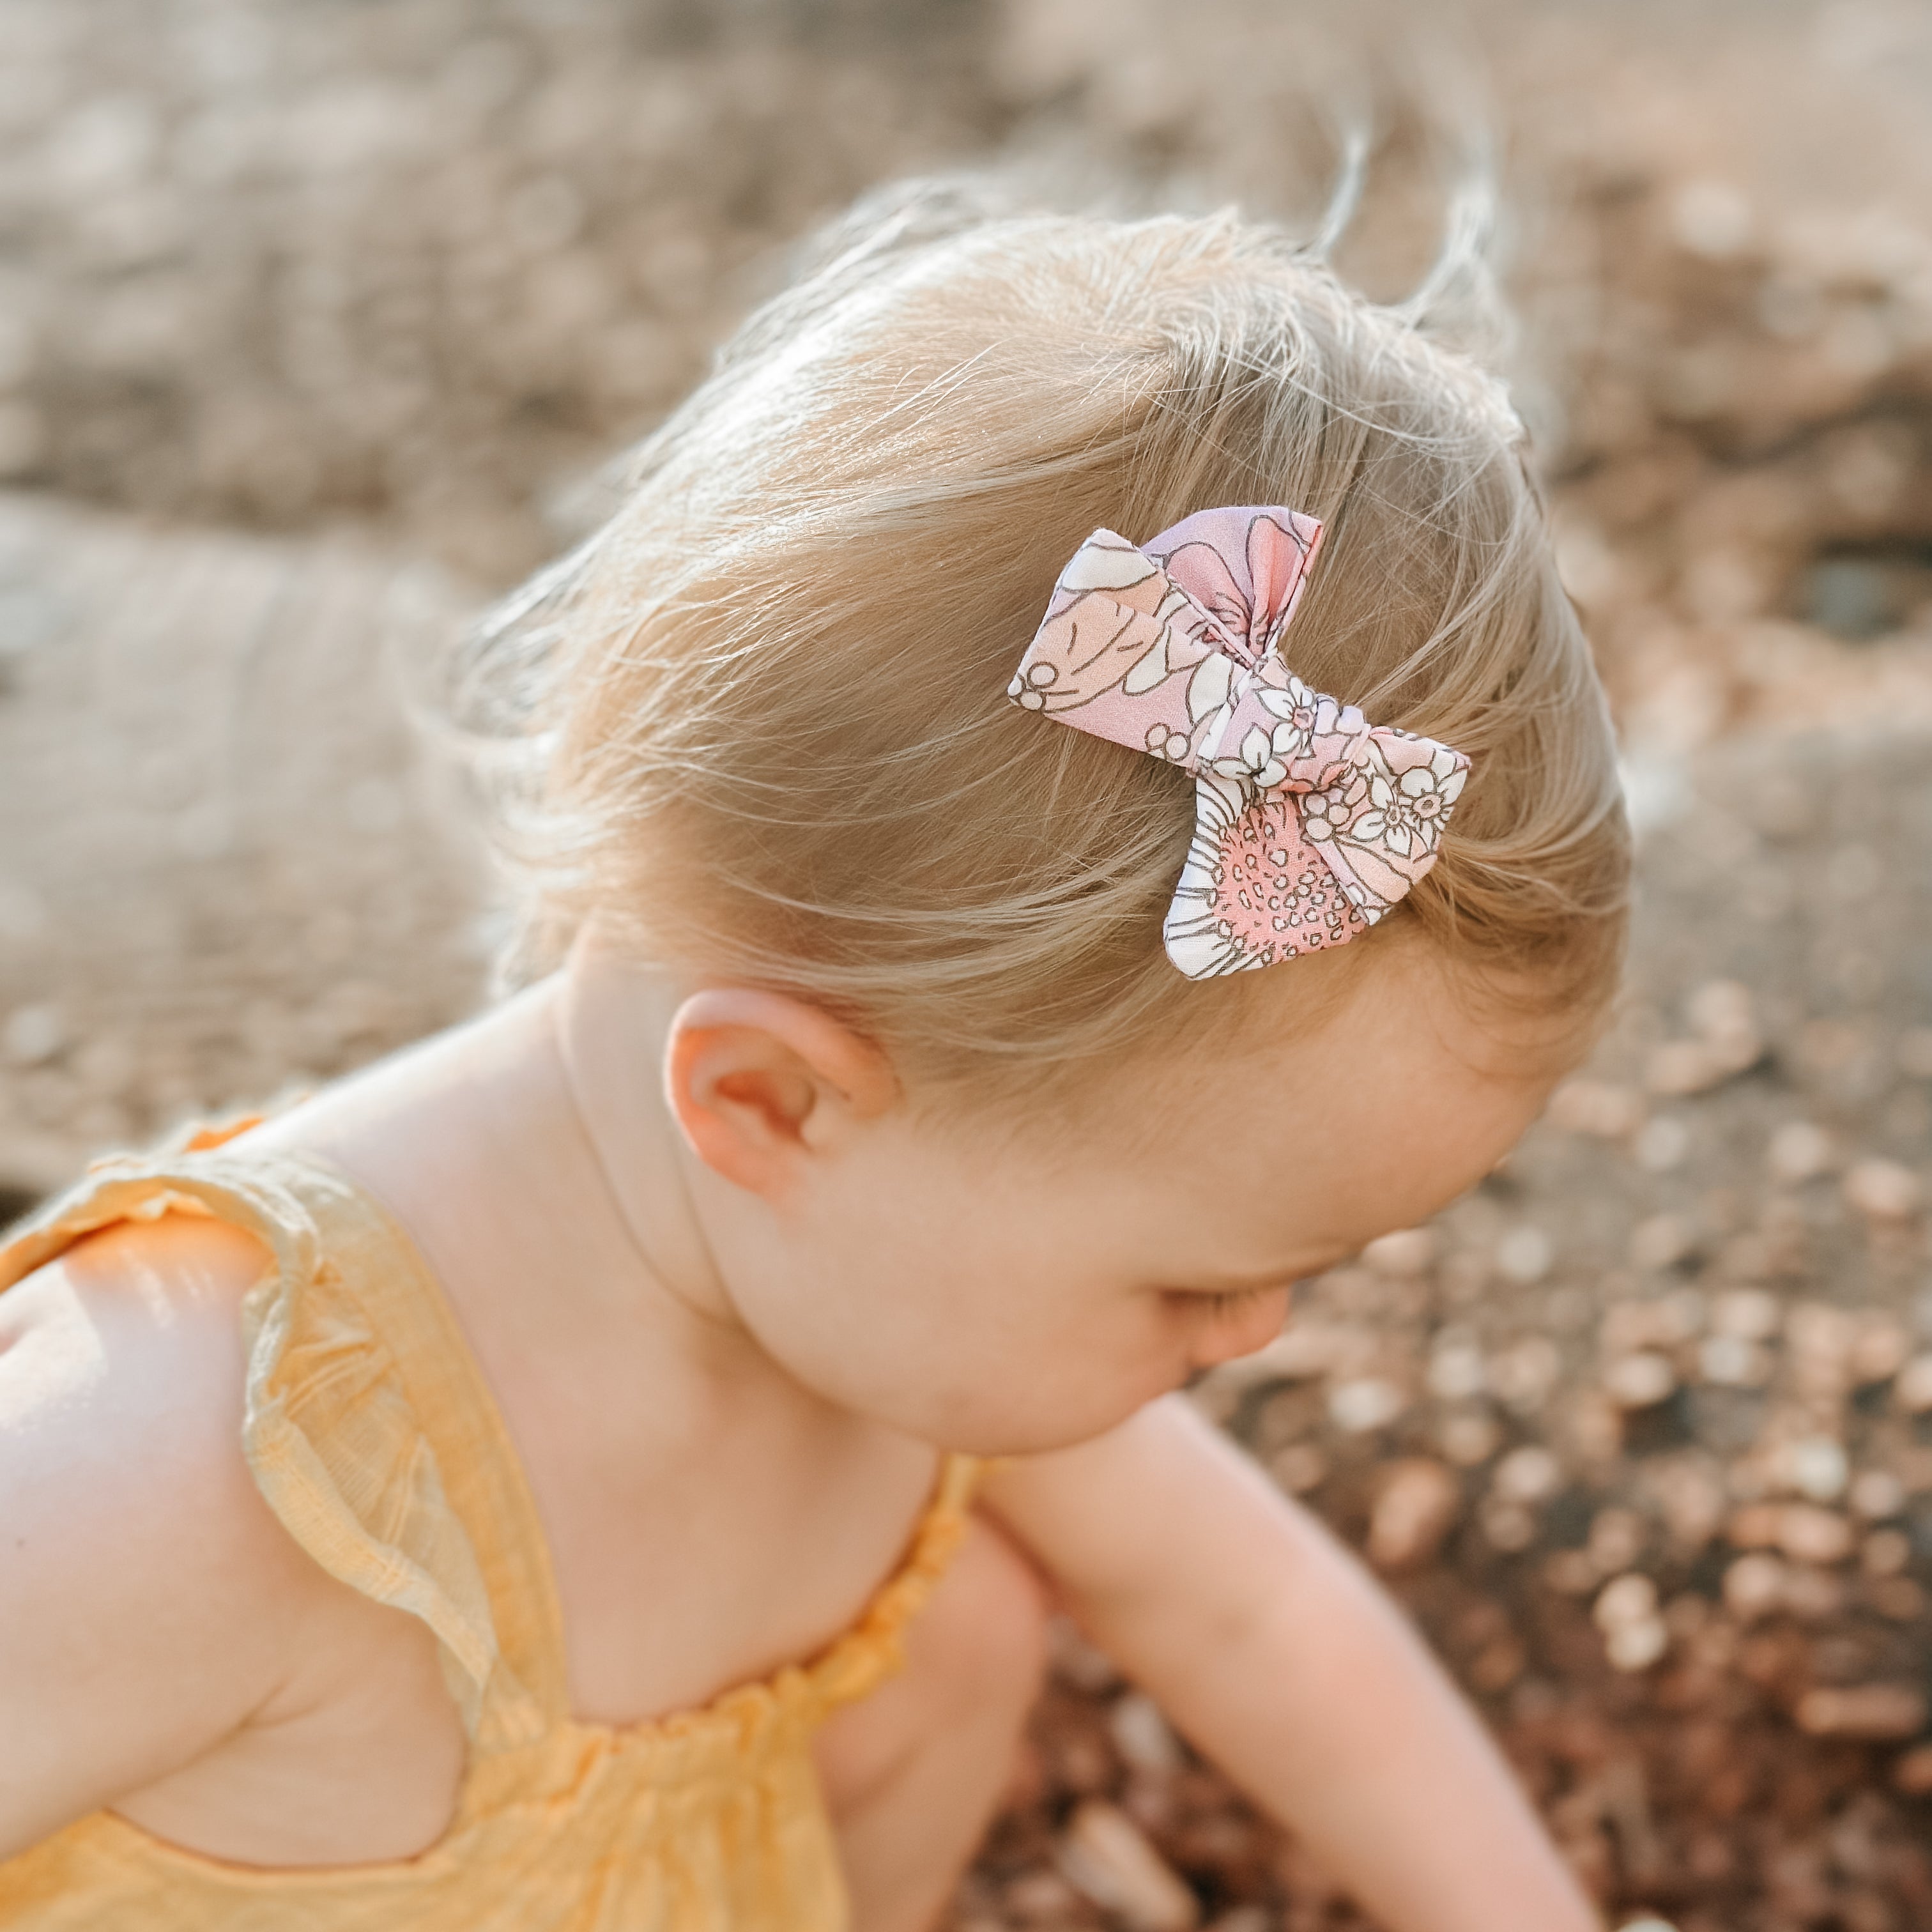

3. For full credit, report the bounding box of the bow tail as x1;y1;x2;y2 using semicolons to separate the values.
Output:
1162;776;1373;980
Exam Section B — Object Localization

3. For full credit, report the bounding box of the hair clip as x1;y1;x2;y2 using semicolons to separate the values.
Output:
1008;505;1470;978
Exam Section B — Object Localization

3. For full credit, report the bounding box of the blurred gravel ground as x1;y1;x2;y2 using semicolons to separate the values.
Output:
953;721;1932;1932
0;492;482;1210
4;1;1932;1927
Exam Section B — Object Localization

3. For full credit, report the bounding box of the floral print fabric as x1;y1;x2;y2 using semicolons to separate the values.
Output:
1007;505;1472;977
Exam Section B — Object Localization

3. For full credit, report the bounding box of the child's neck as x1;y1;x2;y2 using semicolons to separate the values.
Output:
259;951;816;1422
254;946;938;1726
547;942;740;1337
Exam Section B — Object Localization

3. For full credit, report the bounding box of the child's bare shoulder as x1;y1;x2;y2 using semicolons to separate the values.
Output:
3;1209;273;1473
0;1213;337;1856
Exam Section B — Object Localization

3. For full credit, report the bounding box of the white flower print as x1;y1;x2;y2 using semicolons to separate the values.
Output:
1185;650;1234;724
1209;718;1299;790
1350;746;1467;861
1008;659;1057;710
1254;676;1329;760
1299;768;1368;843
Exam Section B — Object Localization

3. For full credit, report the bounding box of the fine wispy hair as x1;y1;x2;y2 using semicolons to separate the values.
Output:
434;165;1629;1108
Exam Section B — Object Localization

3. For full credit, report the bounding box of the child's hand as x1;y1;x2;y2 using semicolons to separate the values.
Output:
982;1395;1602;1932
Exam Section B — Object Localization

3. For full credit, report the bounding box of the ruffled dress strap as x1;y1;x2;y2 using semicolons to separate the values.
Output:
798;1450;981;1715
0;1124;564;1755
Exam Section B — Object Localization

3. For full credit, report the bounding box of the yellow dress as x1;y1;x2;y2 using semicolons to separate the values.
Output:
0;1122;979;1931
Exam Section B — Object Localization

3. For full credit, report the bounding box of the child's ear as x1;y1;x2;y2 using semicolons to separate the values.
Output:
661;988;900;1199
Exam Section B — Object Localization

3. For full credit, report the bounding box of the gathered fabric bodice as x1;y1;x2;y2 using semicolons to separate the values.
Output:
0;1122;979;1930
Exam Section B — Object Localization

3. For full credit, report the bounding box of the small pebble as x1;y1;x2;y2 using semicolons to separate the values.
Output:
1768;1119;1836;1184
1645;1038;1733;1096
1108;1692;1184;1775
1002;1871;1082;1920
1588;1507;1647;1572
1544;1549;1601;1596
1328;1377;1406;1434
1594;1571;1659;1630
1545;1079;1644;1138
1844;1159;1922;1222
1862;1528;1912;1577
1793;1685;1928;1741
1489;1337;1563;1410
1894;1354;1932;1413
1427;1335;1487;1401
1495;1225;1554;1285
1892;1744;1932;1796
1203;1911;1271;1932
1724;1553;1788;1621
1671;178;1752;257
1605;1351;1677;1408
1698;1334;1773;1388
1057;1799;1200;1932
1605;1616;1669;1672
3;1002;65;1067
1850;1469;1906;1520
1630;1212;1697;1271
1776;1503;1855;1565
1436;1408;1503;1468
1479;1497;1538;1552
1850;1319;1911;1384
1779;1436;1848;1504
1712;1287;1782;1340
1494;1444;1563;1505
1634;1116;1691;1172
1367;1458;1462;1570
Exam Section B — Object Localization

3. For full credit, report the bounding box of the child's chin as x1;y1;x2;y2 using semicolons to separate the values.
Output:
933;1395;1157;1462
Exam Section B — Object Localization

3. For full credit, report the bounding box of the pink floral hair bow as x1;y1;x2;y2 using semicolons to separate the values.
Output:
1007;505;1471;978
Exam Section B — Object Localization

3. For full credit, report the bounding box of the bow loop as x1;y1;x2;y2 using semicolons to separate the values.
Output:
1006;505;1472;979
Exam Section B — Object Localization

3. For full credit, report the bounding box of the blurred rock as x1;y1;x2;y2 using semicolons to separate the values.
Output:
1057;1801;1200;1932
1605;1352;1677;1409
1768;1119;1837;1184
2;1002;65;1068
1775;1505;1855;1567
1793;1687;1928;1742
1844;1160;1922;1222
1547;1080;1646;1138
1495;1444;1564;1505
1367;1458;1462;1571
1328;1377;1406;1434
1109;1694;1184;1777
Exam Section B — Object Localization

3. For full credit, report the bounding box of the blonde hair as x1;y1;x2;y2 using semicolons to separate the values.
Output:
450;179;1629;1103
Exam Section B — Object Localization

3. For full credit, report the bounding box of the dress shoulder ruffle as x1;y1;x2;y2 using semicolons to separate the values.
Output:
0;1137;505;1738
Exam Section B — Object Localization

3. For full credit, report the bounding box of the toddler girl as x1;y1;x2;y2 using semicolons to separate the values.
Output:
0;183;1628;1932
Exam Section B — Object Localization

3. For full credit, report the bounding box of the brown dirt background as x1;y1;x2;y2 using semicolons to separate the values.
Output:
3;3;1932;1928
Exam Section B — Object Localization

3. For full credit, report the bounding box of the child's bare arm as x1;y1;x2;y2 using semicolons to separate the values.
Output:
0;1217;314;1858
983;1394;1599;1932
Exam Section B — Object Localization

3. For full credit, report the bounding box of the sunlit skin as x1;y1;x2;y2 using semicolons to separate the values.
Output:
634;937;1557;1459
0;916;1602;1932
